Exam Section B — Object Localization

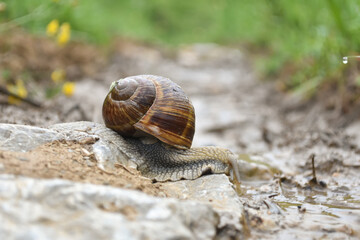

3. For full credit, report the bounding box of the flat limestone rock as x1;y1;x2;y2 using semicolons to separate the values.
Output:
0;123;61;152
164;174;243;235
0;175;218;240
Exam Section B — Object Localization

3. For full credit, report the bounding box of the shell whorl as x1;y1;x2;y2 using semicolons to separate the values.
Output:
102;75;195;149
111;78;139;101
102;76;156;136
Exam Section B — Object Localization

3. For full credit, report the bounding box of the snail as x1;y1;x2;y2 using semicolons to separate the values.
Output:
102;75;240;182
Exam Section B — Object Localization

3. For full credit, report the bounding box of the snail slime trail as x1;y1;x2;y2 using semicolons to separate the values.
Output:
102;75;242;182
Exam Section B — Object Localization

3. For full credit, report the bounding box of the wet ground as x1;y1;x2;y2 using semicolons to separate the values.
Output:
1;33;360;239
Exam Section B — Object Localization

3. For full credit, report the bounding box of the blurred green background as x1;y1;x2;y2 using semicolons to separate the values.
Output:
1;0;359;98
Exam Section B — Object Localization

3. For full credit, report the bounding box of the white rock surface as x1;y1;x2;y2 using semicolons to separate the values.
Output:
0;124;60;152
0;175;218;240
164;174;243;234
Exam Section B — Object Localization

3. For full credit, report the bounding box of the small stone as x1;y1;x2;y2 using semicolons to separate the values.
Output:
157;192;167;198
259;184;272;193
146;205;172;220
79;136;98;145
81;148;91;156
297;205;306;213
85;159;95;167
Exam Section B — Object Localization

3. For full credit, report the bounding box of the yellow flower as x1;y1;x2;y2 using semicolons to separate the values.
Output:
57;22;71;46
0;2;6;12
6;79;28;105
46;19;59;37
62;81;75;97
51;69;66;84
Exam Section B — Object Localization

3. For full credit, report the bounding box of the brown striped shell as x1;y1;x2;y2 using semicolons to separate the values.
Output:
102;75;195;149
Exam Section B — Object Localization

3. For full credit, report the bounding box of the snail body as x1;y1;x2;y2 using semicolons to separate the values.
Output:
102;75;239;182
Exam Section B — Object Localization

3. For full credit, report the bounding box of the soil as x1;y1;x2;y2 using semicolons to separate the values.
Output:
0;140;164;197
1;30;360;239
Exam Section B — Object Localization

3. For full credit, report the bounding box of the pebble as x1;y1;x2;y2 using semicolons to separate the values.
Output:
85;159;95;167
81;148;91;156
0;163;4;171
79;136;98;145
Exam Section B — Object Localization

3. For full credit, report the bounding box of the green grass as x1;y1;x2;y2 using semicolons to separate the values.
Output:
1;0;360;98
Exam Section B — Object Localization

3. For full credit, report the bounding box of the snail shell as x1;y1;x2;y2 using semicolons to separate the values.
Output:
102;75;195;149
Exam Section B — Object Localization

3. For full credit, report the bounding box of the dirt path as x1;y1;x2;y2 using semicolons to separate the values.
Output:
1;39;360;239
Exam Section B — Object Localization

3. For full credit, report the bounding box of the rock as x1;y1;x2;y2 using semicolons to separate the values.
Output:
49;121;141;171
0;122;245;239
345;121;360;145
164;174;243;235
0;175;218;240
0;124;60;152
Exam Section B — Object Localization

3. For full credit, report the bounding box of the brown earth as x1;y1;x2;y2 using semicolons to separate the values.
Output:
0;29;106;83
0;140;164;197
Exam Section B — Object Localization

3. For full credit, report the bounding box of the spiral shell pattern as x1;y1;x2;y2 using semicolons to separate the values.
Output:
102;75;195;149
